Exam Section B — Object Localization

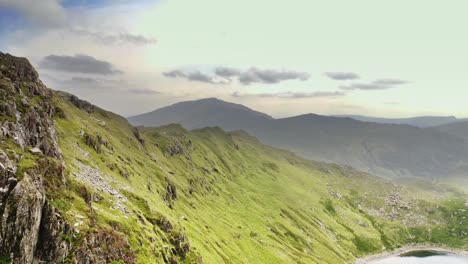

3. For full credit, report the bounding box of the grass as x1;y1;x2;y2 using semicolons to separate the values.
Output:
32;92;467;263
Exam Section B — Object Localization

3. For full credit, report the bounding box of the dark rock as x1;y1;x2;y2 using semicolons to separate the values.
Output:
0;172;45;264
0;52;40;82
0;52;69;263
74;229;136;264
165;142;185;157
133;128;144;145
70;95;94;113
34;201;72;263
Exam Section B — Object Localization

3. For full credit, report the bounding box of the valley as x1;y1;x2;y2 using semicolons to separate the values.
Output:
0;52;467;263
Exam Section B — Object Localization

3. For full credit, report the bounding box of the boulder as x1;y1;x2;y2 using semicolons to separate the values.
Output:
29;147;42;155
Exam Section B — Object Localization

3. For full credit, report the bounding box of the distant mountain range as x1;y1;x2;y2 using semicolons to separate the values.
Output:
332;115;468;128
129;98;272;130
434;121;468;141
129;98;468;179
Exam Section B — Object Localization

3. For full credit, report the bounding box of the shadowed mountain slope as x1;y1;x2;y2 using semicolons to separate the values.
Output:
433;121;468;141
129;99;468;179
129;97;273;131
333;115;466;128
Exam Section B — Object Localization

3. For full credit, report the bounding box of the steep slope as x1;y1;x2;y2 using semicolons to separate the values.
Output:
251;114;468;178
0;52;71;263
128;98;272;130
51;101;468;263
332;115;464;128
1;53;467;263
432;121;468;186
129;99;468;179
433;121;468;141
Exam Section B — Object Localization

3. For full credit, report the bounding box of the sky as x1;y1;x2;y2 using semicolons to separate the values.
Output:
0;0;467;118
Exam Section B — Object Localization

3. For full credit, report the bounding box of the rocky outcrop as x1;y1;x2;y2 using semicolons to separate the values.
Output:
0;154;71;263
34;201;73;263
0;52;61;158
56;91;95;114
164;178;178;209
0;52;69;263
74;229;136;264
0;171;45;263
165;141;186;157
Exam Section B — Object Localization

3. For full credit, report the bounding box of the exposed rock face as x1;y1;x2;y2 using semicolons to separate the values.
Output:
0;172;45;263
0;52;69;263
35;201;73;263
57;91;95;113
0;52;61;158
74;229;136;264
165;141;186;157
0;52;137;263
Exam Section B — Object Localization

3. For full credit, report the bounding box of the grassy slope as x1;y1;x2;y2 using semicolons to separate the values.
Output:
50;94;467;263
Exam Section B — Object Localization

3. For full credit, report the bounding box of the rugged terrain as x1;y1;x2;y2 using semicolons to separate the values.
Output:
129;99;468;179
0;52;467;263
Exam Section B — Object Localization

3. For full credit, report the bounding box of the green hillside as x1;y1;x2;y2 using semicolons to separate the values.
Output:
0;52;467;263
128;99;468;179
52;95;468;263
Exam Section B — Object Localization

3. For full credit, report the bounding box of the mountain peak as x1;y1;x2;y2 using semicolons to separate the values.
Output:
129;97;272;129
0;52;40;82
196;97;223;102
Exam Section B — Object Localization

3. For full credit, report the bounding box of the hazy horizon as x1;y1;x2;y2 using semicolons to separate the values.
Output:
126;96;468;120
1;0;468;118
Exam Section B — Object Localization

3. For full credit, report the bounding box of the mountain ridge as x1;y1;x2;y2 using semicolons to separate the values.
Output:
333;114;467;128
129;98;468;179
129;97;273;130
1;52;467;263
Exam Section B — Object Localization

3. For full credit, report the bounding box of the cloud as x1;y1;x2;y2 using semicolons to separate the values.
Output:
0;0;66;27
73;29;157;45
238;67;310;85
58;77;125;90
162;70;186;78
163;69;228;84
340;78;408;90
373;78;408;85
68;77;99;85
129;88;161;95
185;71;217;83
340;83;388;90
214;67;241;78
39;54;121;75
324;72;360;80
165;66;310;85
43;75;160;95
232;91;344;99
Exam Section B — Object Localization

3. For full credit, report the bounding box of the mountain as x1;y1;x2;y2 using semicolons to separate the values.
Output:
129;99;468;179
332;115;466;128
1;52;467;263
128;97;273;130
433;121;468;141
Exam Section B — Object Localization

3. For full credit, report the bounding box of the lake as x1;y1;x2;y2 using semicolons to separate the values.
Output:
370;250;468;264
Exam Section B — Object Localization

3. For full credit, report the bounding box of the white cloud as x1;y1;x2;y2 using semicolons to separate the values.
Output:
232;91;344;98
0;0;66;27
2;0;468;118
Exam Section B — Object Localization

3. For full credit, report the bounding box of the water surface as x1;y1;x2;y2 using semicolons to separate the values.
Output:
371;250;468;264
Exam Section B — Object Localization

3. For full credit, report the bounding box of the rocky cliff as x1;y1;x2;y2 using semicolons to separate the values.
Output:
0;52;71;263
